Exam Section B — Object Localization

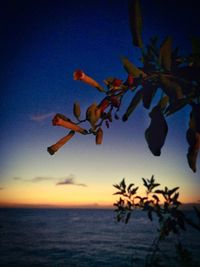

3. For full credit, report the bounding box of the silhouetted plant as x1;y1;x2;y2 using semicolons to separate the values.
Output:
113;176;200;266
47;0;200;172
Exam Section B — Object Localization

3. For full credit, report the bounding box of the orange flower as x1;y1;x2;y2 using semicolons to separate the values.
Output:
73;70;105;92
47;131;75;155
52;114;87;134
96;127;103;145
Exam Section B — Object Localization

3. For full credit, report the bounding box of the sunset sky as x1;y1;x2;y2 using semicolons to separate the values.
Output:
0;0;199;207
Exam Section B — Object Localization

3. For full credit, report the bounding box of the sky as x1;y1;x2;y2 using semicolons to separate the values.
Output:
0;0;200;207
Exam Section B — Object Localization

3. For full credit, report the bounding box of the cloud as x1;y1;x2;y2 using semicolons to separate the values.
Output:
13;177;22;180
12;175;87;187
0;187;4;190
56;176;87;187
13;176;56;183
30;112;54;122
29;177;55;183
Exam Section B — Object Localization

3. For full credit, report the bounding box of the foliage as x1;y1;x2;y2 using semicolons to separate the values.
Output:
113;176;200;266
47;0;200;172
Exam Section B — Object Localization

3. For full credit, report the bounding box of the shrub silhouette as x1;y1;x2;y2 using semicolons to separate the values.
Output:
113;176;200;266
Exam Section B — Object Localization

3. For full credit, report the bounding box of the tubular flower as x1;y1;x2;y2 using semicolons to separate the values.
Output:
47;131;75;155
111;78;122;90
126;74;134;88
73;70;105;92
98;97;110;113
96;127;103;145
52;113;87;134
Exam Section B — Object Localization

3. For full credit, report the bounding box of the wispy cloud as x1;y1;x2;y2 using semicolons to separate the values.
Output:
13;176;56;183
13;177;22;181
13;175;87;187
0;187;4;190
56;175;87;187
29;177;56;183
30;112;54;122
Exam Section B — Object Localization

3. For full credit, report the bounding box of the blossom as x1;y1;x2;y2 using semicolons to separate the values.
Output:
73;70;105;92
52;114;87;134
47;131;75;155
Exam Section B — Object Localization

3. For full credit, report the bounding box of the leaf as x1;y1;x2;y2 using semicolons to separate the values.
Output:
129;0;143;48
86;103;101;127
127;183;135;192
131;187;139;195
142;82;158;109
152;194;160;203
168;187;179;197
113;184;121;190
159;74;184;102
142;178;148;188
121;57;146;78
122;89;143;121
186;128;200;172
145;106;168;156
154;190;164;194
157;95;169;111
95;127;103;145
113;192;123;195
159;36;172;71
165;98;188;116
191;37;200;67
187;142;199;173
120;179;126;191
73;102;81;120
190;104;200;133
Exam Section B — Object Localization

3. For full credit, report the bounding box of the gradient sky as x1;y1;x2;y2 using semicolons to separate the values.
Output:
0;0;200;207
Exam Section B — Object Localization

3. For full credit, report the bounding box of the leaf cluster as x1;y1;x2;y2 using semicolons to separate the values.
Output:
113;176;200;266
113;176;200;235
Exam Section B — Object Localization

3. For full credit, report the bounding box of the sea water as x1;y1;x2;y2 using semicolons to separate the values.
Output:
0;208;200;267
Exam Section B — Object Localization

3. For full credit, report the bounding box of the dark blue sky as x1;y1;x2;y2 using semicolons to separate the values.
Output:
0;0;199;205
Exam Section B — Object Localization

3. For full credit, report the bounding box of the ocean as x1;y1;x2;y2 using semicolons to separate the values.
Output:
0;208;200;267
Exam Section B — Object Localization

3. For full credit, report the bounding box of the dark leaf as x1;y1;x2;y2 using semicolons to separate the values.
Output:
113;184;121;190
165;98;188;116
159;36;172;71
113;192;123;195
127;183;135;192
187;146;199;173
131;186;139;195
129;0;143;48
191;37;200;67
157;95;169;112
154;190;164;194
145;106;168;156
142;82;158;109
159;74;184;102
190;103;200;133
168;187;179;197
122;89;143;121
121;57;146;78
152;194;160;203
120;179;126;191
142;178;148;188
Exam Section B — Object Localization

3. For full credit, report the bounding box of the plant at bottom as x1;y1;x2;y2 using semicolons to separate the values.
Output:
113;176;200;267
